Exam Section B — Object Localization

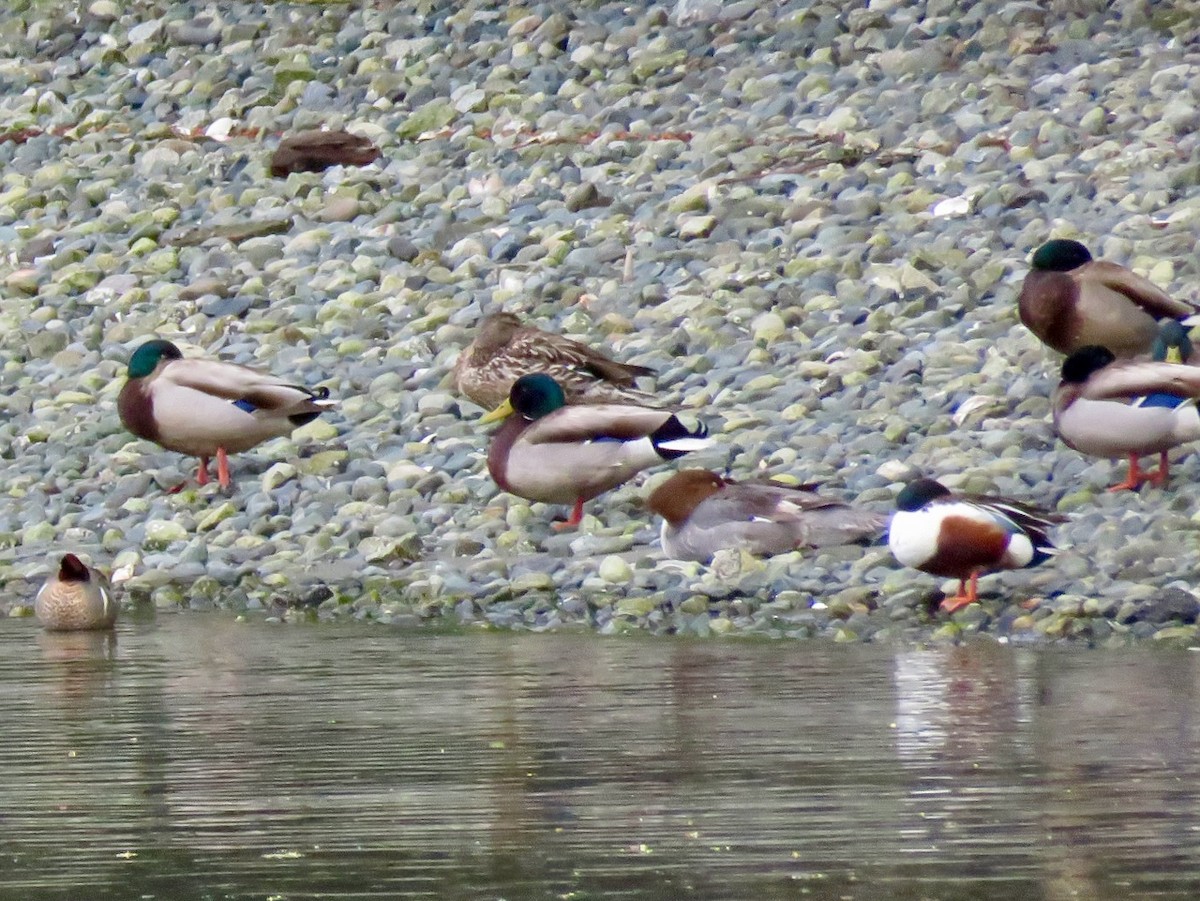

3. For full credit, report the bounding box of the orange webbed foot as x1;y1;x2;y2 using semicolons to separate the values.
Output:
551;498;586;531
1106;478;1144;493
939;574;980;614
167;457;210;493
1107;455;1165;492
939;594;976;615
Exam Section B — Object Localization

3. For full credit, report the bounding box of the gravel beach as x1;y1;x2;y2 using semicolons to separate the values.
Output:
1;0;1199;645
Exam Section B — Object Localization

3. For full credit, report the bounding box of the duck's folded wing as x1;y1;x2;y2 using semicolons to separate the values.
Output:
708;483;832;521
522;404;674;444
962;498;1066;542
506;330;590;367
1084;261;1196;318
579;352;655;383
510;330;655;383
1079;360;1200;401
695;485;885;546
681;486;787;529
163;360;329;411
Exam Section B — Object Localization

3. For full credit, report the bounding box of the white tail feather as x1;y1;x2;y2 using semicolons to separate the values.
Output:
656;437;712;453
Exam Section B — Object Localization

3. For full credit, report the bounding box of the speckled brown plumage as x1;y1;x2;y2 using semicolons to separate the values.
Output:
453;312;656;410
35;554;117;632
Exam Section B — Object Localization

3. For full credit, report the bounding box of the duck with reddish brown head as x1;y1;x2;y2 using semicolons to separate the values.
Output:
647;469;884;563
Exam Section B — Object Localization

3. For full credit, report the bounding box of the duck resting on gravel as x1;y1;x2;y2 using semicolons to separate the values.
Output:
117;338;334;491
481;373;709;530
646;469;885;563
1018;238;1197;358
887;478;1065;614
1053;335;1200;491
453;311;656;411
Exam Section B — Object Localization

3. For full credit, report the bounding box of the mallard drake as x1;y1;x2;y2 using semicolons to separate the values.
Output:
1018;239;1196;358
647;469;885;562
1124;321;1198;487
888;478;1064;614
481;373;709;529
1053;340;1200;491
35;554;117;631
453;311;656;411
117;338;334;490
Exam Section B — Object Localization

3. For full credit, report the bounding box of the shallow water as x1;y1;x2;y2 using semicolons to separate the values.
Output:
2;618;1200;900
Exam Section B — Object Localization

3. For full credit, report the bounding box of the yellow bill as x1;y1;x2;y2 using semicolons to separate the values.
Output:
480;397;515;423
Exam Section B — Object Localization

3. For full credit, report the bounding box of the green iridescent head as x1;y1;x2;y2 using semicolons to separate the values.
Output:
126;339;182;378
509;373;567;420
1031;239;1092;272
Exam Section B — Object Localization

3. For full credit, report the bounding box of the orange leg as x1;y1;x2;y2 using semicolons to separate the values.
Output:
940;572;980;614
1108;454;1152;492
216;448;231;489
1150;450;1170;487
167;456;212;493
552;498;586;531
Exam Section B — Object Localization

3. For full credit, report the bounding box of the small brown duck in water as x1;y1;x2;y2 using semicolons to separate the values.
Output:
35;554;117;631
453;311;656;410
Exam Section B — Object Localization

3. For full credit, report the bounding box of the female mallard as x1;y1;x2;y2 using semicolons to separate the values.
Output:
117;338;334;490
1018;239;1195;358
1053;339;1200;491
481;373;709;529
647;469;885;563
453;311;655;410
887;478;1064;614
35;554;117;631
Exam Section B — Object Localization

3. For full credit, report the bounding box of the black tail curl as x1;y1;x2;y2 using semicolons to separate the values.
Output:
650;416;708;460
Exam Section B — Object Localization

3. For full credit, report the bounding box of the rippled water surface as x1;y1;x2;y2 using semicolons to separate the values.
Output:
3;617;1200;899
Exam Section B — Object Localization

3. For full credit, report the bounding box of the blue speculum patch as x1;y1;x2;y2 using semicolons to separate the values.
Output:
1136;392;1187;410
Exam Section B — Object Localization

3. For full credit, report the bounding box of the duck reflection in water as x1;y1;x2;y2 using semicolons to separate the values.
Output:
890;645;1198;899
36;629;118;708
